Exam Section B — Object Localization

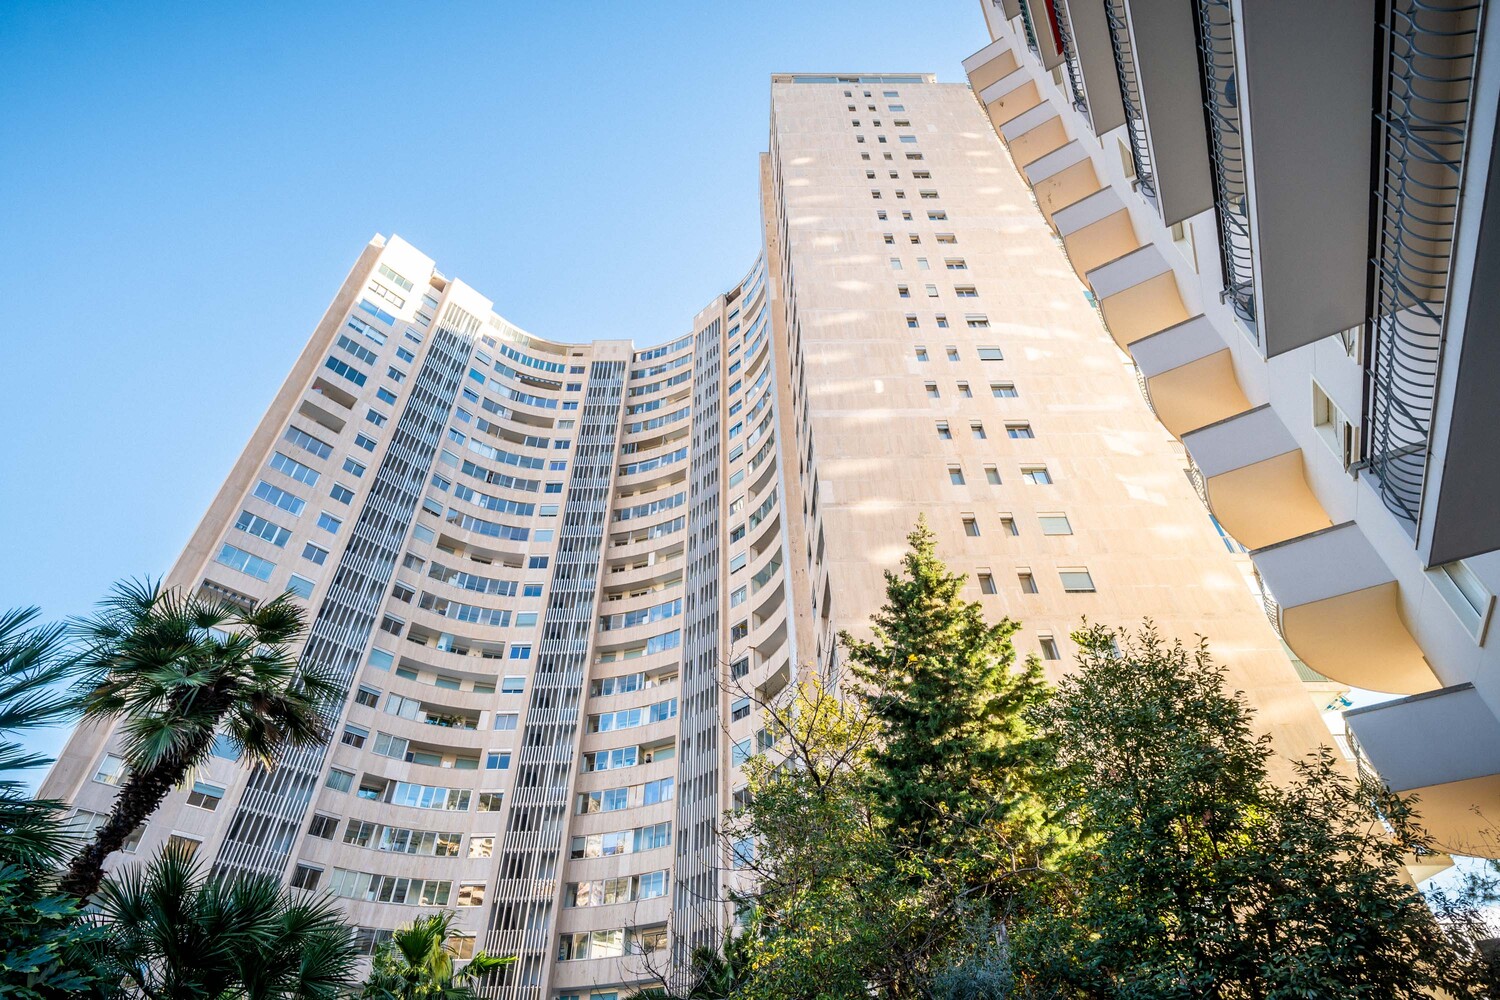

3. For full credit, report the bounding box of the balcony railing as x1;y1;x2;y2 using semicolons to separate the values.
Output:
1055;4;1091;115
1018;0;1041;54
1104;0;1157;202
1365;0;1483;525
1193;0;1258;335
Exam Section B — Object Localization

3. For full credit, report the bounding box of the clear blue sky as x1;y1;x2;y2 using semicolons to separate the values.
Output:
0;1;980;770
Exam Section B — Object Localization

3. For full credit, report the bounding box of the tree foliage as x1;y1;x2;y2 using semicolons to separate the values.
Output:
60;580;340;901
360;911;512;1000
83;843;358;999
0;607;105;998
1019;622;1496;999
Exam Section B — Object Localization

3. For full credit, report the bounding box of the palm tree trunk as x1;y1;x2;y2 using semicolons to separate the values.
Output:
60;736;212;902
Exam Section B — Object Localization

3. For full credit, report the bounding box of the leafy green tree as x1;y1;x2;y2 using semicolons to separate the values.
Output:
360;911;511;1000
622;938;750;999
840;520;1060;988
86;843;357;999
1020;622;1494;999
0;607;105;998
59;580;340;901
724;677;898;999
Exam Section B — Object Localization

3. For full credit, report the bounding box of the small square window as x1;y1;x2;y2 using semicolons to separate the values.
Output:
897;285;910;298
946;347;960;361
906;314;919;329
957;381;972;398
1060;569;1096;593
1018;572;1038;594
1000;515;1018;536
1039;636;1062;661
985;466;1001;485
970;422;987;440
936;422;952;440
916;348;929;362
308;814;339;840
1039;514;1073;535
948;466;965;485
925;382;940;399
963;516;980;538
978;573;997;595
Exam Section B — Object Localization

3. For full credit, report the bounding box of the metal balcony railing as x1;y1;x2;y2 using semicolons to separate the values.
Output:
1365;0;1483;525
1055;3;1091;115
1193;0;1258;336
1254;568;1285;640
1018;0;1041;54
1104;0;1157;202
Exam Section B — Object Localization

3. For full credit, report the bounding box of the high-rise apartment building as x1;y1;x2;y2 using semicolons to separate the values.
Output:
961;0;1500;862
43;71;1338;998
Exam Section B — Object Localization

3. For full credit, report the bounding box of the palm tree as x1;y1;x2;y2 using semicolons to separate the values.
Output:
90;843;358;998
0;606;106;996
361;912;512;1000
0;607;76;872
59;580;341;901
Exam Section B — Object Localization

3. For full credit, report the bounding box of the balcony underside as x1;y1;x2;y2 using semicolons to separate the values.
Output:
1280;582;1434;695
1202;451;1330;551
1098;270;1191;350
1255;522;1437;696
1143;349;1250;439
1184;406;1332;551
1347;683;1500;857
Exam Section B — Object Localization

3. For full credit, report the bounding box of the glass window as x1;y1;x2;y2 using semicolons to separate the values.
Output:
1039;514;1072;535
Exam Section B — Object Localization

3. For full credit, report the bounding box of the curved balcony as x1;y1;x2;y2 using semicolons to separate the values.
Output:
1085;244;1192;350
980;68;1044;130
1023;140;1103;223
999;102;1068;173
1346;683;1500;858
963;36;1019;94
1053;188;1140;277
1182;405;1330;550
1131;315;1250;439
1254;522;1437;695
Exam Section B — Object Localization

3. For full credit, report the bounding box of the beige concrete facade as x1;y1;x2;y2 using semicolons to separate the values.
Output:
964;0;1500;859
44;68;1342;1000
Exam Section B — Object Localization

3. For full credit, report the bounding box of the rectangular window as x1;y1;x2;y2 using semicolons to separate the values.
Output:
1060;569;1096;593
494;713;519;731
234;510;290;547
330;483;355;504
985;466;1001;485
1039;514;1073;535
977;347;1003;361
967;316;991;329
948;466;965;485
1039;636;1062;661
990;382;1018;398
269;451;319;486
955;286;978;298
93;753;126;785
1018;572;1038;594
325;768;354;792
316;512;342;534
287;574;315;599
484;751;512;770
1022;466;1052;485
283;425;332;460
216;543;274;581
308;814;339;840
343;457;366;478
925;382;939;398
185;781;224;810
979;573;997;594
962;516;980;538
970;422;987;440
501;676;525;694
253;480;304;515
1006;423;1034;439
936;422;951;440
302;543;329;565
354;434;377;452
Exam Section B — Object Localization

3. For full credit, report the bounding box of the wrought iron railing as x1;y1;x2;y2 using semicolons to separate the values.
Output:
1018;0;1041;54
1055;3;1091;115
1104;0;1157;201
1254;568;1285;640
1365;0;1482;525
1193;0;1258;335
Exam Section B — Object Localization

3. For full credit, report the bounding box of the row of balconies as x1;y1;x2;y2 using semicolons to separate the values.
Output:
966;0;1499;856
